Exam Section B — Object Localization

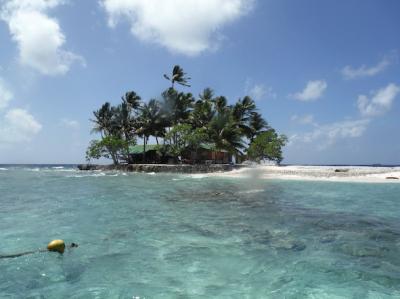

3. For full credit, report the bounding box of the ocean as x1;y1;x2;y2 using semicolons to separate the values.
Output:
1;165;400;298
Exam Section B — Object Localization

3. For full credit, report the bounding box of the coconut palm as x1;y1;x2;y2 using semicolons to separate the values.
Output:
191;99;215;129
208;109;245;155
232;96;257;137
161;88;194;126
249;112;269;141
91;102;114;137
213;96;228;114
137;99;164;162
122;91;141;110
199;87;214;102
163;65;191;88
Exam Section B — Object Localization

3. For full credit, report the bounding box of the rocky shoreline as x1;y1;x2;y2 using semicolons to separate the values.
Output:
77;163;244;173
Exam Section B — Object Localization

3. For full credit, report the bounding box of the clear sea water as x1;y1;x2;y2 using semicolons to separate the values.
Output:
1;165;400;298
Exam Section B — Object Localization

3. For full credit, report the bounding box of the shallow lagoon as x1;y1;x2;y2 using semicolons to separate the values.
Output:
1;166;400;298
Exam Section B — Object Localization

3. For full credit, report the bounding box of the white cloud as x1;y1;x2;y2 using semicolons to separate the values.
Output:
291;114;315;125
101;0;254;56
357;83;400;117
0;79;13;110
292;80;327;102
245;79;276;100
248;84;276;101
249;84;266;100
342;56;392;80
60;118;79;129
0;108;42;144
1;0;84;75
289;119;369;149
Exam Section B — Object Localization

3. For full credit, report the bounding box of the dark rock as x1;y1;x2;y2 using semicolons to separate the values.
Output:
77;164;98;170
334;169;349;173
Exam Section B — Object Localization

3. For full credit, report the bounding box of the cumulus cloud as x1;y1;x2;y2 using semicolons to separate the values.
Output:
289;119;369;149
60;118;79;129
357;83;400;117
0;108;42;144
0;79;13;110
292;80;327;102
1;0;84;75
291;114;316;126
101;0;254;56
342;55;393;80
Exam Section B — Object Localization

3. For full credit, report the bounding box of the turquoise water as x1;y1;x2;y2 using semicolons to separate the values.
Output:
1;166;400;298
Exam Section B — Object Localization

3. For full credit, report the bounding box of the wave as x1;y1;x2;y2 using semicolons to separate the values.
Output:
238;189;265;194
0;168;8;171
67;172;123;178
188;174;211;179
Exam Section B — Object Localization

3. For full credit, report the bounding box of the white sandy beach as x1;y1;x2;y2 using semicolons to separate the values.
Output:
215;165;400;183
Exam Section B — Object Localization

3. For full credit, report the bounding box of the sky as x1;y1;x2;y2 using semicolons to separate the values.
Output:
0;0;399;165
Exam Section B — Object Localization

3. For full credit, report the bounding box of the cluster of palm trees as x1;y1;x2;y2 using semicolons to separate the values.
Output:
87;65;276;164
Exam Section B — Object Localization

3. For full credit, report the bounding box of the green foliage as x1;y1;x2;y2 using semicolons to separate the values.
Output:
247;130;288;164
163;65;191;88
86;136;135;165
208;110;245;154
163;124;208;158
87;65;288;164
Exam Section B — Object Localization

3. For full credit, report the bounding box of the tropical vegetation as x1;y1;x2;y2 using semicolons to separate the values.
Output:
86;65;287;164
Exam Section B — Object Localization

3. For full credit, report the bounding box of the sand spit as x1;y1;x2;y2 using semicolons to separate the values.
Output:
214;165;400;183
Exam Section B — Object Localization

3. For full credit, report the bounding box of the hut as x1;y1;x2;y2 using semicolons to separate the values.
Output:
185;143;232;164
129;145;159;163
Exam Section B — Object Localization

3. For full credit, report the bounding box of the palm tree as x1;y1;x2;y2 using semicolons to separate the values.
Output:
199;87;214;102
122;91;141;110
191;89;215;129
232;96;257;138
91;102;114;137
163;65;191;88
213;96;228;114
208;109;245;156
161;88;194;126
249;112;269;142
137;99;164;162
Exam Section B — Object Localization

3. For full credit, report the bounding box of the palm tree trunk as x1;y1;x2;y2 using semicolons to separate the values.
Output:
143;137;147;163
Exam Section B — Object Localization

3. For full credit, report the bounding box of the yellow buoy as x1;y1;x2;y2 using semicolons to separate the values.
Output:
47;239;65;254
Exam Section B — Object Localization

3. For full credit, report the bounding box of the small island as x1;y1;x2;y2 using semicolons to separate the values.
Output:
80;65;287;173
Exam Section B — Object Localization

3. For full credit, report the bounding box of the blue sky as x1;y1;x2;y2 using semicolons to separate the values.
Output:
0;0;399;164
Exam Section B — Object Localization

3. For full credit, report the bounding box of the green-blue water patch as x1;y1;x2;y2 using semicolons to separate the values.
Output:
1;166;400;298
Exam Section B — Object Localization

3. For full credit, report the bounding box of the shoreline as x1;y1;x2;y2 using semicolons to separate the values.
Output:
77;164;400;183
77;163;245;173
211;165;400;183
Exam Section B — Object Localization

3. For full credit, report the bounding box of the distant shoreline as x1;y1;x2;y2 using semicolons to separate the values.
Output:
77;163;245;173
210;165;400;183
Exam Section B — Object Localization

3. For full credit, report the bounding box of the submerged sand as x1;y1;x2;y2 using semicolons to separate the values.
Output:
215;165;400;183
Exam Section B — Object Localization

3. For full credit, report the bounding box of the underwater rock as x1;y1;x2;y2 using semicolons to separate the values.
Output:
273;239;306;251
320;233;338;244
367;229;400;242
253;230;273;245
339;243;389;258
